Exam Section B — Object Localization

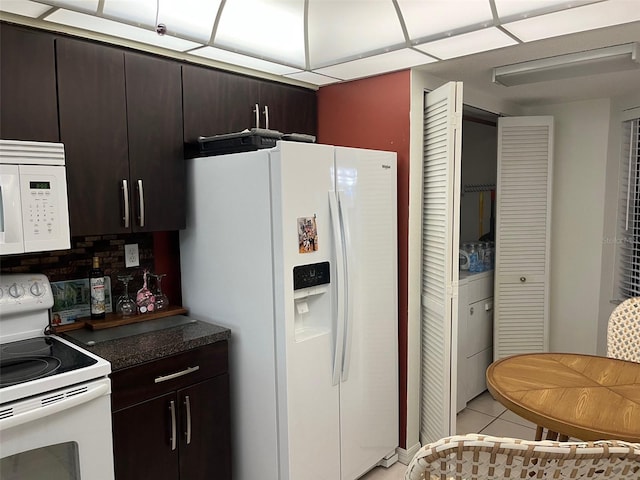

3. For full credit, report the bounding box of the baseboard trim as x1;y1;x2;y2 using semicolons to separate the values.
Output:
397;442;421;465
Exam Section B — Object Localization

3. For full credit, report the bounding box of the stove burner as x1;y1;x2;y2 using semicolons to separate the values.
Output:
1;337;53;358
0;356;62;387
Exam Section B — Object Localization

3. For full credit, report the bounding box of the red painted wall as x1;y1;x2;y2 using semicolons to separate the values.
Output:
317;70;411;448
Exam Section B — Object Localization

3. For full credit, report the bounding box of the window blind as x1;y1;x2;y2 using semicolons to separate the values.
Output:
619;118;640;298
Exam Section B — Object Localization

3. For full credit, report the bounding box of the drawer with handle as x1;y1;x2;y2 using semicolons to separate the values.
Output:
110;341;228;411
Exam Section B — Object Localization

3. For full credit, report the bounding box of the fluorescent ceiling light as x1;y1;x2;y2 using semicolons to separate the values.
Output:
307;0;405;68
45;9;202;52
502;0;640;41
215;0;305;67
0;0;53;17
492;43;640;86
397;0;494;39
314;48;435;81
415;27;517;60
189;46;300;76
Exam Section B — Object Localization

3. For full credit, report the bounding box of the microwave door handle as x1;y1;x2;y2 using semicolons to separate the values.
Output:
137;179;145;228
122;179;130;228
0;185;4;234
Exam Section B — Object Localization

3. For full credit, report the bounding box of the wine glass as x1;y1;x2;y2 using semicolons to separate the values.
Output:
153;273;169;311
116;274;136;317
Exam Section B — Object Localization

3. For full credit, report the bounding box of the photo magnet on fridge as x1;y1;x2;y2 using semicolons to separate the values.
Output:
298;215;318;253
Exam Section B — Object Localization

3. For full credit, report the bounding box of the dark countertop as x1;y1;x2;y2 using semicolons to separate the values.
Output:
61;315;230;371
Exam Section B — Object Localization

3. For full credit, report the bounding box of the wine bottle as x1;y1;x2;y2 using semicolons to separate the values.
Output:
90;256;106;319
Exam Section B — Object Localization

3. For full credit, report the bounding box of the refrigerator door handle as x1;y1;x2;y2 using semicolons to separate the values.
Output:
329;191;346;386
338;191;354;382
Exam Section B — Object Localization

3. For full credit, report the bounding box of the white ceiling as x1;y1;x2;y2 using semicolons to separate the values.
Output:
0;0;639;105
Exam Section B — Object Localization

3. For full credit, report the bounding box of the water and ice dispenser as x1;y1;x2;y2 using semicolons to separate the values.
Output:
292;262;331;342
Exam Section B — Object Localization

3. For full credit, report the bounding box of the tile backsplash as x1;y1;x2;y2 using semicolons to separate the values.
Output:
0;233;155;301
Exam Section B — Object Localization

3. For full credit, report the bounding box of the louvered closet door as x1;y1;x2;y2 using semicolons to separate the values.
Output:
494;116;553;359
420;82;462;444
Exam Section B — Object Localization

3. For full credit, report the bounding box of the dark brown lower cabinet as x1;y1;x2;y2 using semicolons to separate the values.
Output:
111;342;231;480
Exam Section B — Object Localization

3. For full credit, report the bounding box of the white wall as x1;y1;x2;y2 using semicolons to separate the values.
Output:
524;95;640;355
523;99;612;353
597;93;640;354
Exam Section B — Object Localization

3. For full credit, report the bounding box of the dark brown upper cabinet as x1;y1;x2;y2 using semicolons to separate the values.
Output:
57;37;130;236
124;51;185;232
57;37;185;236
0;23;59;142
182;64;317;145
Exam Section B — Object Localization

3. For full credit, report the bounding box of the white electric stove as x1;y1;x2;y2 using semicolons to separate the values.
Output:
0;273;115;480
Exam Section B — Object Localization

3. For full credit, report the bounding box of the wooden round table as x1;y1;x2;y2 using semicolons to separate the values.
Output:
486;353;640;443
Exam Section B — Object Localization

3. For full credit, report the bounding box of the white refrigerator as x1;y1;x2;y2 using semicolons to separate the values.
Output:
179;141;398;480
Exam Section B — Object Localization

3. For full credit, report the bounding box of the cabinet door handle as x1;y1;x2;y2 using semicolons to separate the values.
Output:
155;365;200;383
263;104;269;130
169;400;177;451
137;179;145;227
184;395;192;445
122;179;130;228
253;103;260;128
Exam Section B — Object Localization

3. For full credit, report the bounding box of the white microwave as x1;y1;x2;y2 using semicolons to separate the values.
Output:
0;140;71;255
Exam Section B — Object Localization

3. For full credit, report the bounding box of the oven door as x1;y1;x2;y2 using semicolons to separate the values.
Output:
0;377;114;480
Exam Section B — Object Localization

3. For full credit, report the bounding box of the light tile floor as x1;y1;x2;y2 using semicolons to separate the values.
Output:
359;390;538;480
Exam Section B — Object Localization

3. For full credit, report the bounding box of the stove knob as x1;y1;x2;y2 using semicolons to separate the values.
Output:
30;281;45;297
8;283;25;298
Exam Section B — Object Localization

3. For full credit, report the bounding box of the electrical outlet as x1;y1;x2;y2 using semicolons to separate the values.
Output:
125;244;139;268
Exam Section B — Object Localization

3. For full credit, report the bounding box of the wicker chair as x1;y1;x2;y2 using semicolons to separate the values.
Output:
405;434;640;480
607;296;640;363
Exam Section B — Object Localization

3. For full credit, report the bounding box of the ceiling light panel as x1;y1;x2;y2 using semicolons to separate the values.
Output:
102;0;156;27
103;0;222;42
157;0;222;43
214;0;305;67
189;46;301;75
493;0;594;20
307;0;405;68
0;0;54;17
503;0;640;42
314;48;435;81
42;0;99;13
397;0;494;40
45;9;202;51
415;27;517;59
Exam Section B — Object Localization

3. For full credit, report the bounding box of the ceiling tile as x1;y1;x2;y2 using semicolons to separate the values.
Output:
0;0;53;17
157;0;222;43
45;0;99;14
214;0;305;67
44;9;202;51
397;0;494;40
502;0;640;42
102;0;157;28
415;27;518;59
284;71;340;86
314;48;435;80
308;0;405;68
189;45;301;75
494;0;595;20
